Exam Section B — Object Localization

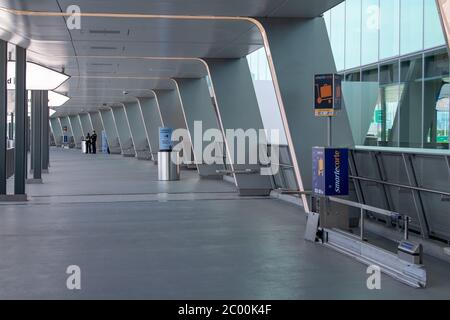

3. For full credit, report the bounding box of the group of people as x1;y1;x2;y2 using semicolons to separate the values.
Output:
84;130;98;154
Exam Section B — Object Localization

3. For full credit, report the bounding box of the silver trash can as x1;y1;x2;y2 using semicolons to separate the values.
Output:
81;140;87;154
158;151;180;181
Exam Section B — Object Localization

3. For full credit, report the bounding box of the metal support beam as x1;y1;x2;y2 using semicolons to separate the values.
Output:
79;113;94;137
0;40;6;195
205;58;272;196
137;96;163;162
402;153;430;238
14;46;27;197
49;117;63;147
371;151;393;212
41;91;49;172
68;114;83;148
123;101;151;160
446;155;450;177
174;77;226;178
99;109;121;154
256;17;355;207
348;150;365;205
89;112;104;153
30;91;43;183
110;105;135;156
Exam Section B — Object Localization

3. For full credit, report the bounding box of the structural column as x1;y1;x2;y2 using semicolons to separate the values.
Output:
174;77;225;178
14;46;27;198
0;40;7;195
89;112;104;153
59;116;73;145
123;101;151;160
68;114;83;149
29;90;43;183
99;109;121;154
153;89;193;165
50;117;63;146
205;58;273;196
110;105;135;157
41;91;49;172
256;18;355;206
79;113;93;137
137;96;163;162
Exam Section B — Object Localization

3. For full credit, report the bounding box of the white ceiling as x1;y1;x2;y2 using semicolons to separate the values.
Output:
0;0;343;117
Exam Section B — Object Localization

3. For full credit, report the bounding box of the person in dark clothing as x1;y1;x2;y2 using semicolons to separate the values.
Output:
91;130;98;154
85;133;92;154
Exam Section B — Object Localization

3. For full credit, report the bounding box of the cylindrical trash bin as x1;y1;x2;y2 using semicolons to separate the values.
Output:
81;140;87;154
158;151;180;181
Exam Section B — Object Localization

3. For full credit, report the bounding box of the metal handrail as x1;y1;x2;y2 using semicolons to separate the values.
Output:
327;196;410;241
349;175;450;198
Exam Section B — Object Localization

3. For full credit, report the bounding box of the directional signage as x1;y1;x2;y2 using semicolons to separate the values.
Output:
314;74;342;117
312;147;349;196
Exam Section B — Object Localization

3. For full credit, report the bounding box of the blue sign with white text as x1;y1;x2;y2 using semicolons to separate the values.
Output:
312;147;349;196
159;127;173;151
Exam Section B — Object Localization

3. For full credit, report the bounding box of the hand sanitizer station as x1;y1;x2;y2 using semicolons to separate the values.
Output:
158;127;180;181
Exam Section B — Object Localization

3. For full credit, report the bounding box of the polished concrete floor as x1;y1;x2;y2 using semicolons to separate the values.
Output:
1;148;450;299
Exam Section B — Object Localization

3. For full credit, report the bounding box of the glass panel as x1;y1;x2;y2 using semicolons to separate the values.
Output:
345;71;361;81
345;0;362;69
399;55;423;147
424;0;446;49
424;49;449;148
400;0;424;55
343;67;380;146
246;48;271;81
380;0;400;59
361;0;379;65
331;2;346;71
362;67;381;144
437;0;450;49
378;62;401;146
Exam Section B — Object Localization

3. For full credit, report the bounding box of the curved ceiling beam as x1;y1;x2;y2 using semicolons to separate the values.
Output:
0;7;306;210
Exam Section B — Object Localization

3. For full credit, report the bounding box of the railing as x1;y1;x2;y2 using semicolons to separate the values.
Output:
349;147;450;242
266;144;450;243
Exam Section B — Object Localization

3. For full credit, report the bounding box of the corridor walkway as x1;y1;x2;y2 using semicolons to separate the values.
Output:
1;148;450;299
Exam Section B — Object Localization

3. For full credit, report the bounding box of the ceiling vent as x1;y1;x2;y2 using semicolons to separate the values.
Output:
91;63;114;66
89;29;121;34
90;46;117;50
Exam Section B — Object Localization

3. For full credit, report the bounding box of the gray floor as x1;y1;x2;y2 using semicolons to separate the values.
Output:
1;148;450;299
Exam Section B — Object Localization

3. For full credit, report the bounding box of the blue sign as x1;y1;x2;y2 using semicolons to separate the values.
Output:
159;127;173;151
102;130;108;153
312;147;349;196
314;74;343;117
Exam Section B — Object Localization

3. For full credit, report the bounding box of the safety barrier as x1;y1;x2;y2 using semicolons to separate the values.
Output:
267;145;450;243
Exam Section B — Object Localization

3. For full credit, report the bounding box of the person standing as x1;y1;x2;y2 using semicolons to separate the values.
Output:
86;133;92;154
91;130;98;154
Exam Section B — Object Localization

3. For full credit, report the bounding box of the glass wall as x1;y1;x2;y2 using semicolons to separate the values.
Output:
341;49;449;149
327;0;449;149
246;0;449;150
328;0;446;70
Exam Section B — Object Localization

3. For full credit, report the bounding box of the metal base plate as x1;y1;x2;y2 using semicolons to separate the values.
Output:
305;212;320;242
26;178;43;184
0;194;28;202
323;228;427;288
